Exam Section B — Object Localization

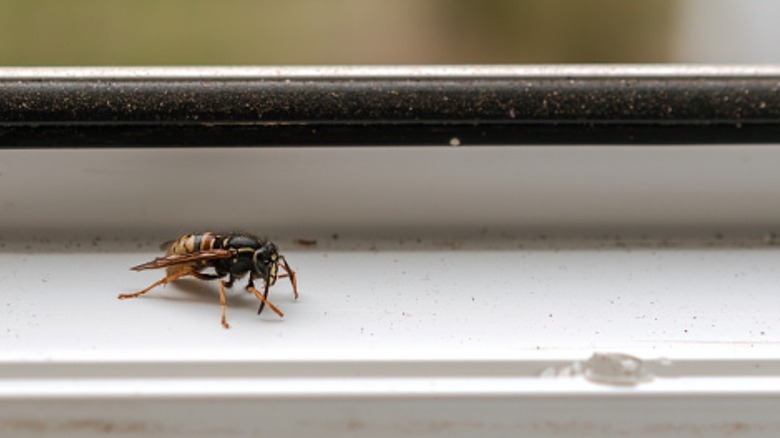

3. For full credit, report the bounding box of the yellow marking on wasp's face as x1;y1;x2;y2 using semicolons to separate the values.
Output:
270;262;278;284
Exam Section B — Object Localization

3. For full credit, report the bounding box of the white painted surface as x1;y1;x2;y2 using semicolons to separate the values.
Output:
1;146;780;436
1;146;779;238
1;245;780;362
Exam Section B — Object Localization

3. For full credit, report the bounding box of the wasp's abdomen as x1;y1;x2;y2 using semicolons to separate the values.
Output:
165;232;221;276
167;232;220;255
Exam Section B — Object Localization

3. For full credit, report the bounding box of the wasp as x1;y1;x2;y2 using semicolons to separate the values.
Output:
119;232;298;329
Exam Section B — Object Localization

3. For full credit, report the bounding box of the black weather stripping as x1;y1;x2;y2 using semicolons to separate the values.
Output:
1;66;779;147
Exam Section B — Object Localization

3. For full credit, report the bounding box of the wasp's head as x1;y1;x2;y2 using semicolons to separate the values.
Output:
252;241;279;284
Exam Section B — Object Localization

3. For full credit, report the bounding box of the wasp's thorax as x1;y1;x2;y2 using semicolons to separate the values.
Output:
214;234;277;282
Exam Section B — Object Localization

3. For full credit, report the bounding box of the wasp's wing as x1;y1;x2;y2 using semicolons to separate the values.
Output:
131;249;233;271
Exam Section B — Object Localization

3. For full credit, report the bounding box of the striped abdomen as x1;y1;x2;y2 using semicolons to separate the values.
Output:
167;232;221;255
165;232;221;275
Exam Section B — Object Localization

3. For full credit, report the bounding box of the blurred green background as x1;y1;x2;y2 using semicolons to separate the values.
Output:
0;0;775;65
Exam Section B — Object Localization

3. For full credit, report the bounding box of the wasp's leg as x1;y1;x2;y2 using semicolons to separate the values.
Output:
118;269;193;300
247;279;284;318
251;278;268;315
278;256;299;300
218;280;230;329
